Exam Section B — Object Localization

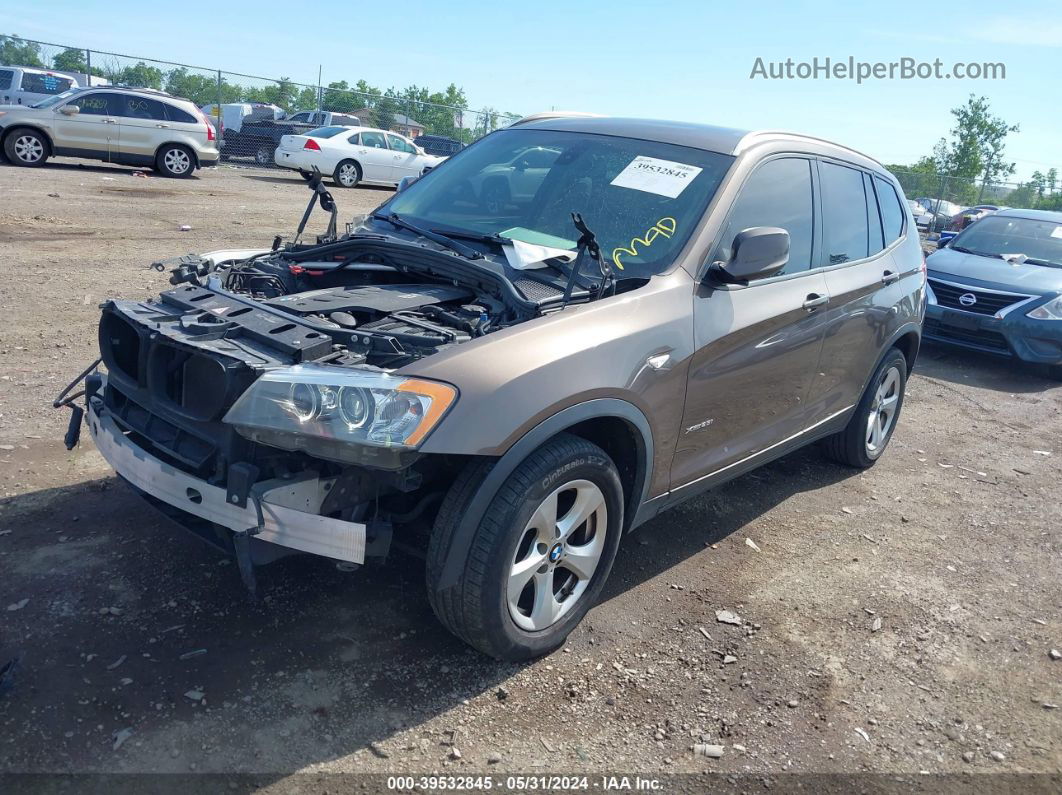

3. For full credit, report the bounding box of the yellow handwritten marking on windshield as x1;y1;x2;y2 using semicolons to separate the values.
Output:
611;217;677;270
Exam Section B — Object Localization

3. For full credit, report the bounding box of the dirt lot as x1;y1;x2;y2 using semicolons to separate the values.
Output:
0;158;1059;787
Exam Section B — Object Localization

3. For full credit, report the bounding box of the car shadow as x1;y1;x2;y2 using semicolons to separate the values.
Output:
915;341;1058;394
0;157;202;179
0;442;852;774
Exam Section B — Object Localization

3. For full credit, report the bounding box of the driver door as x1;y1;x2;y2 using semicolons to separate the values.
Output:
671;156;830;489
53;91;121;161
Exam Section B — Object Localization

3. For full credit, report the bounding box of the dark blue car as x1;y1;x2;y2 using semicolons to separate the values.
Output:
924;208;1062;377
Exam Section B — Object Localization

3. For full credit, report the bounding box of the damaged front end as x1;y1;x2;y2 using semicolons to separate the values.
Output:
57;189;545;591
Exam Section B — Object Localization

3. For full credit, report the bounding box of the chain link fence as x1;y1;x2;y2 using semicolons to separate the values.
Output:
889;169;1062;233
0;34;521;166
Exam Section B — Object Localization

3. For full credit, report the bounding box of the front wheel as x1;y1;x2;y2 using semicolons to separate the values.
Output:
254;143;274;165
822;348;908;468
427;433;624;661
4;128;49;167
155;144;194;178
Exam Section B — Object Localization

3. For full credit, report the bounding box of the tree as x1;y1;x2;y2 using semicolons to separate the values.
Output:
0;34;44;67
1047;168;1058;198
52;48;87;74
371;91;400;130
932;95;1019;201
113;61;164;90
322;80;358;113
1030;170;1046;203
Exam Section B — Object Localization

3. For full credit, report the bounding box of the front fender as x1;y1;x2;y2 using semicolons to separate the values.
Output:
432;397;654;590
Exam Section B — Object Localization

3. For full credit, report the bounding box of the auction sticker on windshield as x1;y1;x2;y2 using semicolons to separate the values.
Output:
610;156;704;198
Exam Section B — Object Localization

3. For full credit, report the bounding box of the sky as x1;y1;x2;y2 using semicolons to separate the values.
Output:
3;0;1059;181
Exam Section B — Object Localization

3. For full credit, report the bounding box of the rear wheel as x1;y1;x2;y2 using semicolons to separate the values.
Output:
4;128;49;167
427;433;624;661
155;144;194;178
254;143;274;165
822;348;908;468
333;159;361;188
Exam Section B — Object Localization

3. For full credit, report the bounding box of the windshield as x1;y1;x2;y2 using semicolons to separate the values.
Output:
383;128;734;277
951;215;1062;267
31;88;79;109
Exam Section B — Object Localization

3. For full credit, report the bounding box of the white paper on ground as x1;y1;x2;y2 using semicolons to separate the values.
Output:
503;238;577;270
610;156;703;198
1050;225;1062;239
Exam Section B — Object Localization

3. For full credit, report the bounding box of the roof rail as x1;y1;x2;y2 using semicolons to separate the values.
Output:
509;111;606;127
737;129;884;168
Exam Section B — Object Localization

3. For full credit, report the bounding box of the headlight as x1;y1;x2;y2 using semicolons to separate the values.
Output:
223;365;457;463
1027;295;1062;320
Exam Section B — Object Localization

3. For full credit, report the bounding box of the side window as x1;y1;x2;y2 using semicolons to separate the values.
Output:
0;70;12;91
819;161;869;265
864;172;884;256
348;132;362;145
360;131;387;149
386;134;416;153
718;157;814;275
20;72;74;95
69;92;118;116
119;96;168;121
165;104;197;124
874;176;905;244
289;112;310;123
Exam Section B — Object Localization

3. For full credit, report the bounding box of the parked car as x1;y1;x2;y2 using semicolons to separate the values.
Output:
221;109;361;164
414;134;465;157
0;86;219;176
59;117;925;660
200;102;284;139
915;197;963;232
925;208;1062;377
274;126;443;187
907;199;932;229
939;204;1004;244
0;65;78;106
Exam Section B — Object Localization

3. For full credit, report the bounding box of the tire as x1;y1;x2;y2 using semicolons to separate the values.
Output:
254;143;274;166
333;159;361;188
155;144;195;178
3;128;49;167
480;180;508;214
822;348;908;468
427;433;624;661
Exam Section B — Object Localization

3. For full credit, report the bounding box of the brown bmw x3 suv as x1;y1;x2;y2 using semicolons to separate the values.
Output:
61;115;926;660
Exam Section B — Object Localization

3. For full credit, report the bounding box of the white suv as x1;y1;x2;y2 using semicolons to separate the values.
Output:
0;86;219;177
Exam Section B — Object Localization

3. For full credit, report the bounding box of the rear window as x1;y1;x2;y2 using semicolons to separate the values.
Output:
874;176;906;244
305;126;347;139
165;104;198;124
0;70;12;91
20;72;74;95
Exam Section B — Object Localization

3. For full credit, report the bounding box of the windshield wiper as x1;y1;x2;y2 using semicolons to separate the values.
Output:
373;212;483;260
429;227;507;247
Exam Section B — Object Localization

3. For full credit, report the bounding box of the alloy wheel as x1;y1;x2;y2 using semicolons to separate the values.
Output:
507;479;607;631
338;163;358;187
14;135;44;163
163;148;191;175
866;365;901;456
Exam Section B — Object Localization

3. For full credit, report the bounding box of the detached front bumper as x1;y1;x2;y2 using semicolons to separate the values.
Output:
86;397;366;564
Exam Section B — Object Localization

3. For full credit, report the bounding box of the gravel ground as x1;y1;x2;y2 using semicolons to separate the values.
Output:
0;158;1059;785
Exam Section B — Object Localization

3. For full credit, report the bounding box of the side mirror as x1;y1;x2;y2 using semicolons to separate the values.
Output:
396;175;419;194
936;237;948;249
713;227;790;284
59;105;79;116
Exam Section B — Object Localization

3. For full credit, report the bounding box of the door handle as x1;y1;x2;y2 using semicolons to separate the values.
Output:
155;123;170;128
101;118;117;124
802;293;829;311
882;270;900;285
